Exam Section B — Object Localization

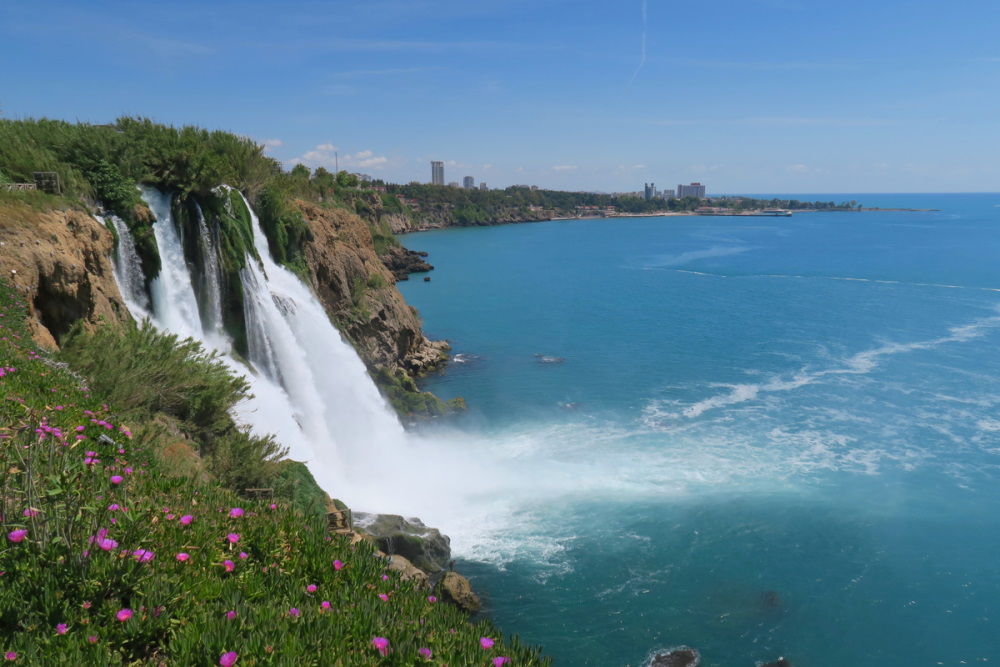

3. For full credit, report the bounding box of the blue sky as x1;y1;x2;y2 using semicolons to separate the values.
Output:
2;0;999;193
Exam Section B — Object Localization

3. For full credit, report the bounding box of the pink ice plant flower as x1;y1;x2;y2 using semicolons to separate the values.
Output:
418;647;432;659
133;549;154;562
56;623;67;635
333;559;344;571
428;595;438;603
289;607;300;618
226;610;237;620
307;584;317;593
226;533;240;544
7;529;27;543
223;560;235;572
116;608;132;622
88;636;97;644
320;601;331;611
179;515;193;526
176;552;190;562
219;651;238;667
229;507;244;518
371;637;389;656
493;658;512;666
378;593;389;602
110;475;123;485
480;637;495;649
4;651;15;661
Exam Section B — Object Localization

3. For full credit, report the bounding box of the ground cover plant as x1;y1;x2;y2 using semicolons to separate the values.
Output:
0;277;550;666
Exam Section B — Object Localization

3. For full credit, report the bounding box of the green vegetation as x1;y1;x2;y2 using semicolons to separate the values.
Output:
0;277;548;665
383;182;861;227
372;368;466;418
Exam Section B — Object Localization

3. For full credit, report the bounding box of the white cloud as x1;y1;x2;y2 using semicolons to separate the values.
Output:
291;143;392;170
552;165;577;172
261;138;283;148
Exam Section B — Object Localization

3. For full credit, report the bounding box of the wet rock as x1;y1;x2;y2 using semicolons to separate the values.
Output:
437;571;481;613
760;659;791;667
386;553;429;589
648;647;700;667
355;513;451;573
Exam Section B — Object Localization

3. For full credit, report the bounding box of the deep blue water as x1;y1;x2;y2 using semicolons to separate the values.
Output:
398;194;1000;666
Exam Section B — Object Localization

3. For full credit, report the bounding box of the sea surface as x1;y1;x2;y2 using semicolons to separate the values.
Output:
397;194;1000;666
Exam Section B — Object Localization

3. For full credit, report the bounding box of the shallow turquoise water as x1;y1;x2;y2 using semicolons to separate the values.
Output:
399;194;1000;666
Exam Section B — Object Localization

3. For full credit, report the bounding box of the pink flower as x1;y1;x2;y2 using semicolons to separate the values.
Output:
56;623;67;635
179;515;193;526
229;508;244;518
382;574;389;580
427;595;438;603
219;651;238;667
371;637;389;656
176;552;190;562
226;533;240;544
378;593;389;602
116;608;132;622
226;610;236;620
333;559;344;571
307;584;317;593
493;658;512;666
418;647;432;659
22;509;37;518
108;504;121;511
269;503;277;510
110;475;123;484
96;537;117;552
480;637;495;649
133;549;154;562
223;560;235;572
320;600;331;611
88;636;98;644
289;607;300;618
4;652;15;661
238;552;248;559
7;529;27;543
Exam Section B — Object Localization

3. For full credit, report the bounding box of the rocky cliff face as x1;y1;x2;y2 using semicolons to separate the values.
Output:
0;202;128;349
294;200;448;375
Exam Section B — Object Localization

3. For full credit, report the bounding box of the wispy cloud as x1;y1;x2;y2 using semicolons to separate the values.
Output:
626;0;647;87
666;59;859;71
647;116;893;127
261;138;283;148
552;165;578;172
291;144;393;170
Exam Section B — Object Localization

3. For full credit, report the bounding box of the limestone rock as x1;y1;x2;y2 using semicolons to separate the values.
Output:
0;204;128;348
386;553;429;588
355;513;451;573
437;571;481;613
295;200;446;376
648;648;700;667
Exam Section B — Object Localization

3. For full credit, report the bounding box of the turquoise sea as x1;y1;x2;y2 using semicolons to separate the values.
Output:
398;194;1000;666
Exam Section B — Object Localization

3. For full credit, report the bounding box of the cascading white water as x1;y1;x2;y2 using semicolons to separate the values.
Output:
143;187;206;340
103;213;151;315
195;201;224;335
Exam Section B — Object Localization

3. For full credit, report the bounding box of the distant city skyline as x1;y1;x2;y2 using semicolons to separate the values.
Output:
2;1;1000;193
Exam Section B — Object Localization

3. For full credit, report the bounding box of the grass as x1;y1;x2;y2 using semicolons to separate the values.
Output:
0;277;549;666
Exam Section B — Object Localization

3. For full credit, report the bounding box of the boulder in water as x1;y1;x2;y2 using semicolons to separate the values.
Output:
760;659;791;667
437;571;481;613
355;513;451;573
648;647;700;667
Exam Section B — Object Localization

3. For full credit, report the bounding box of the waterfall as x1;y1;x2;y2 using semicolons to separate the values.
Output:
195;201;224;335
143;187;206;340
104;213;150;315
110;185;416;503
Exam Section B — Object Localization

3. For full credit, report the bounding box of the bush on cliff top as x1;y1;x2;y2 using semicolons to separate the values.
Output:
0;277;550;666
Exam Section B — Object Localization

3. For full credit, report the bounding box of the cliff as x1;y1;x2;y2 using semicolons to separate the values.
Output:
295;199;448;375
0;199;129;348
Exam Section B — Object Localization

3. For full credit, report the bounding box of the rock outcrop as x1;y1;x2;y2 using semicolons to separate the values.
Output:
648;648;700;667
0;202;128;349
381;245;433;282
295;200;448;376
437;571;481;613
355;512;452;573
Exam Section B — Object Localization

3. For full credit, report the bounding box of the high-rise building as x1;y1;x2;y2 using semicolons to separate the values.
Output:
431;161;444;186
644;183;656;200
463;176;475;189
479;182;488;191
677;182;706;198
